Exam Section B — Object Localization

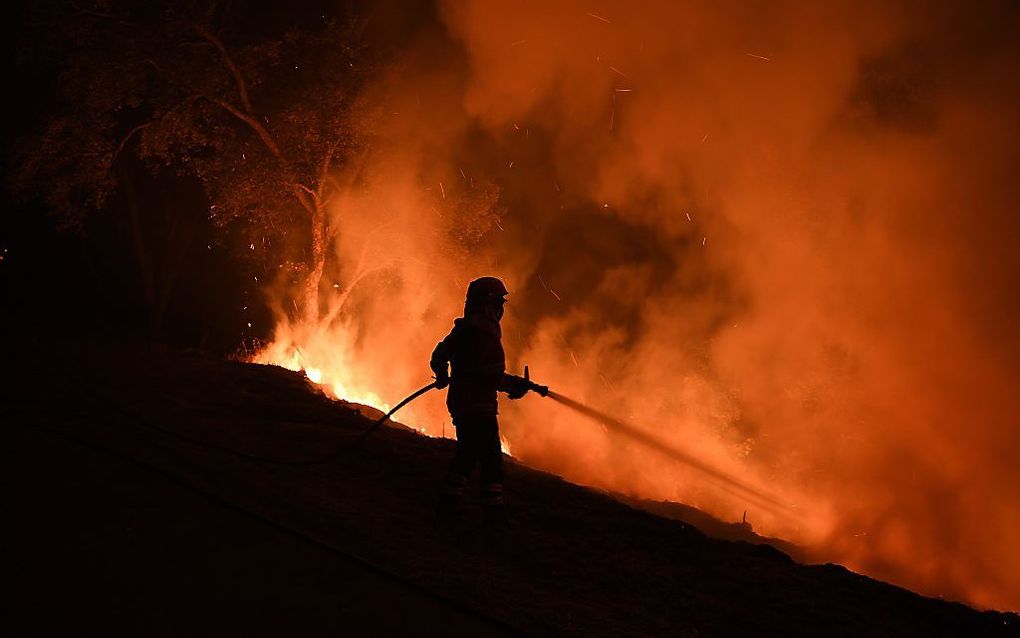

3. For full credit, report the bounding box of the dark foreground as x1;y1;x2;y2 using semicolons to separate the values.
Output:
3;342;1017;636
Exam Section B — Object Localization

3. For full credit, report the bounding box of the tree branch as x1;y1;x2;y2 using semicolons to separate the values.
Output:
196;26;254;113
318;137;344;198
295;183;318;200
203;96;317;215
292;188;317;215
115;122;152;157
326;175;345;194
115;93;204;159
295;183;320;212
206;96;283;159
187;26;325;220
69;2;132;25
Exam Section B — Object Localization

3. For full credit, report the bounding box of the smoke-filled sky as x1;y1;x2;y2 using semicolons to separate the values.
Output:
264;0;1020;610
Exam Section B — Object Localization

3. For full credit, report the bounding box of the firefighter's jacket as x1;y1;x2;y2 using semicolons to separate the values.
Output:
430;314;524;419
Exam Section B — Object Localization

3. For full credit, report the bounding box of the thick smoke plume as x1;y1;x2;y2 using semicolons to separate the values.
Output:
260;0;1020;610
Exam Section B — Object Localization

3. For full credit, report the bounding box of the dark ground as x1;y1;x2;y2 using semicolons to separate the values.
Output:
3;341;1018;636
4;424;509;636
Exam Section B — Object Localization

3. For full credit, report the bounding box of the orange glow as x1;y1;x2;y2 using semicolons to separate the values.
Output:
251;0;1019;611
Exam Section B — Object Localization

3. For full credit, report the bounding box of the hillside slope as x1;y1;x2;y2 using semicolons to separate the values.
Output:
4;342;1017;636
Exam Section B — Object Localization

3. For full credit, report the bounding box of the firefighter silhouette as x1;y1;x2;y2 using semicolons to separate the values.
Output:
430;277;530;522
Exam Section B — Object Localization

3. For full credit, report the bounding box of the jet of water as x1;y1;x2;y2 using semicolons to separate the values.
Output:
546;391;794;518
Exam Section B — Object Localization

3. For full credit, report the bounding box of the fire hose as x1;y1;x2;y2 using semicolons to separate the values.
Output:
339;365;548;459
337;380;439;457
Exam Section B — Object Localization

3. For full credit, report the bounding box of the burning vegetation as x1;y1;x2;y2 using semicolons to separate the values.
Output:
14;0;1020;612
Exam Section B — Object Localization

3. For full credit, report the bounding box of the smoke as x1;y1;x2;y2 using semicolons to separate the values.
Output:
262;0;1020;610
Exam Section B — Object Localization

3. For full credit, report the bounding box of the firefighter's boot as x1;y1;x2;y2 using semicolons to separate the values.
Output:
437;474;467;519
481;482;506;527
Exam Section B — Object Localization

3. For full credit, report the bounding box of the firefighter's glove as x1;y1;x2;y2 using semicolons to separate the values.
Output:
505;375;530;400
434;373;449;390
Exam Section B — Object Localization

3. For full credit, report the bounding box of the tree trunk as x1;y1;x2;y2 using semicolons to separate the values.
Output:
303;203;329;323
120;169;163;339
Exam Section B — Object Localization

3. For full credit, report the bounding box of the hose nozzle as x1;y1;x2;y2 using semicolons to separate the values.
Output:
524;365;550;397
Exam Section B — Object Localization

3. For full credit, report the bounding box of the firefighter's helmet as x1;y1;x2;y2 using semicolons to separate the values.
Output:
466;277;509;303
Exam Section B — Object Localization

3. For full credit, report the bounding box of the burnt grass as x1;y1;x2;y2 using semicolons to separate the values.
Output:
3;341;1017;636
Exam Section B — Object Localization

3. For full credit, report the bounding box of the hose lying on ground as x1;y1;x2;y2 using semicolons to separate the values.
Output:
329;381;438;462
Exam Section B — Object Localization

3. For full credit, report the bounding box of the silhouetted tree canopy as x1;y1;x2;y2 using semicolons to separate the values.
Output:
15;1;374;311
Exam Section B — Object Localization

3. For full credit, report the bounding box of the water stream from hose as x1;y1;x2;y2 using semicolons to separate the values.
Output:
545;391;793;519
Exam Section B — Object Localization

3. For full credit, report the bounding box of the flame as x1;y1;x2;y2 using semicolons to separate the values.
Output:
253;319;457;442
254;328;391;415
